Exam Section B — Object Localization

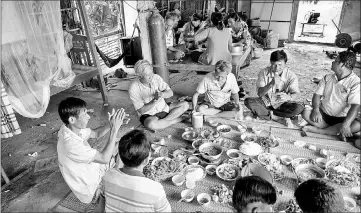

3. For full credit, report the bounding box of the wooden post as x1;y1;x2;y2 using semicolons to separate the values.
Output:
77;0;108;104
207;0;216;17
137;0;155;63
288;0;300;42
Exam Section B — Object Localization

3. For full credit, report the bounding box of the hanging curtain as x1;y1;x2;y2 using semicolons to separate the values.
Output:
1;1;75;118
1;83;21;139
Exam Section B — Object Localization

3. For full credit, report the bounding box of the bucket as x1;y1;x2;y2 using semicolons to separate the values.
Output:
231;43;243;54
253;48;263;59
192;112;203;129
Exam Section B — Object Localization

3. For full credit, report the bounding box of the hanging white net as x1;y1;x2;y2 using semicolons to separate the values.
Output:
1;1;75;118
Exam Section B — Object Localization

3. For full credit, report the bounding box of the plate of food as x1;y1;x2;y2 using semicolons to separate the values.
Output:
291;158;316;168
258;153;280;166
182;131;199;142
216;164;240;181
295;164;325;183
199;142;223;161
183;165;206;181
240;134;258;143
210;184;233;205
239;142;263;156
217;125;232;134
325;159;360;187
346;153;361;164
151;157;177;173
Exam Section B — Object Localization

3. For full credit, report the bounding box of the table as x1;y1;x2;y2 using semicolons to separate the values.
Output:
300;23;327;37
149;120;360;212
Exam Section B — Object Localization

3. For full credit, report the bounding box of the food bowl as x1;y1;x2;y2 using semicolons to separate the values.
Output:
205;165;217;175
172;174;185;186
192;139;205;150
216;125;232;134
181;189;195;202
239;142;263;156
197;193;211;206
241;163;273;184
182;131;199;142
320;149;336;159
227;149;241;159
216;164;240;181
184;165;206;181
208;120;219;127
343;196;356;212
252;126;263;135
231;43;244;54
201;129;213;139
280;155;293;166
199;142;223;161
295;164;325;183
241;134;258;143
151;144;161;152
188;156;200;165
315;158;327;169
173;150;187;159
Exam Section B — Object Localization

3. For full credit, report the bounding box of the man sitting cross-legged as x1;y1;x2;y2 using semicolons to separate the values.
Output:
192;60;243;120
102;130;171;212
244;50;304;127
57;97;128;205
129;60;189;130
302;51;360;148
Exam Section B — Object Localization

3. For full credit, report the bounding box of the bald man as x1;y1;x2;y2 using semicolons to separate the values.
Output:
128;60;189;130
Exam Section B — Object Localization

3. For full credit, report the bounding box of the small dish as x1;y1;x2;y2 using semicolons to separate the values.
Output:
315;158;327;169
205;165;217;175
280;155;293;166
199;142;223;161
343;196;356;212
239;142;263;157
197;193;211;206
172;174;185;186
182;131;199;142
188;156;200;165
227;149;241;159
173;149;187;159
216;164;240;181
208;120;219;127
217;125;232;134
181;189;195;202
192;139;205;150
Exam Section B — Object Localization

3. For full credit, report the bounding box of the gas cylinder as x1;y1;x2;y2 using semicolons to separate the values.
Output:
148;10;169;84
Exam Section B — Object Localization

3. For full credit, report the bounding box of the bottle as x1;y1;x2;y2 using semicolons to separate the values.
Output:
235;102;244;121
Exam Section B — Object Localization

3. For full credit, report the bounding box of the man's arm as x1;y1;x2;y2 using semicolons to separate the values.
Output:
257;79;275;97
92;109;126;164
159;88;173;99
340;104;360;138
192;92;201;112
137;99;159;115
231;93;240;105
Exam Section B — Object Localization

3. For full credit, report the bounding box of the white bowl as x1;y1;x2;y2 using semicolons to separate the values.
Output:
315;158;327;169
239;142;263;157
172;174;185;186
182;131;199;142
343;196;356;212
188;156;200;165
216;125;232;134
280;155;293;165
216;164;240;181
208;120;219;127
181;189;195;202
205;165;217;175
199;142;223;161
197;193;211;206
192;139;204;150
227;149;241;159
240;134;258;143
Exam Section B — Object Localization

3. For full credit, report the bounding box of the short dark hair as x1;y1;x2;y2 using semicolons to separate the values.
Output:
338;51;356;70
211;12;225;31
294;179;345;213
232;176;277;213
215;60;232;73
118;130;151;168
192;13;203;21
228;12;240;22
270;50;288;63
58;97;87;125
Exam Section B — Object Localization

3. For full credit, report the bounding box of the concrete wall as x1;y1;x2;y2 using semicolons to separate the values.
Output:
340;0;360;40
238;0;251;16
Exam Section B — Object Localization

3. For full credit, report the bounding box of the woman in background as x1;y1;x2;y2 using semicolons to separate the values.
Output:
227;12;252;49
178;13;206;49
191;12;232;65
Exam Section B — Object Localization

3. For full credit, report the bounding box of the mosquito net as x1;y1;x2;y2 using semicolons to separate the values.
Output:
1;1;75;118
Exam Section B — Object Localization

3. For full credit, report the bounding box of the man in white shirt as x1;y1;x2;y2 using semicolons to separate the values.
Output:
192;60;243;119
103;130;171;212
302;51;360;147
57;97;128;205
128;60;189;130
244;50;303;127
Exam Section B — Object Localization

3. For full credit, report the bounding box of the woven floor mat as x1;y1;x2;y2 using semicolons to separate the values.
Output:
51;191;97;213
271;127;359;154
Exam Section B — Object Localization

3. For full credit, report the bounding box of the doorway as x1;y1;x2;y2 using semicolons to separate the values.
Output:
294;0;343;43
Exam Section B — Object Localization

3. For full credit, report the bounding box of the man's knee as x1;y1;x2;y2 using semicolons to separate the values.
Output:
144;118;157;130
180;101;189;111
244;97;261;110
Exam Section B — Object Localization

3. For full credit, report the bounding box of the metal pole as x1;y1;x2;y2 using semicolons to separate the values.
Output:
267;0;276;33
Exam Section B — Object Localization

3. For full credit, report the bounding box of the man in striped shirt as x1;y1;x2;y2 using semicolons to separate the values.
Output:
102;130;171;212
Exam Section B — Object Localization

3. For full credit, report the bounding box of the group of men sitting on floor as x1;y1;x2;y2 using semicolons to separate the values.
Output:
56;49;360;212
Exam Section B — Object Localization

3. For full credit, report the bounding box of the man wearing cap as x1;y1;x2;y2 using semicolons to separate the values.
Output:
302;51;360;148
128;60;189;130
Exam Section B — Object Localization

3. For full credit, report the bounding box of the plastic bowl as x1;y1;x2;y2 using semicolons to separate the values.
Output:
280;155;293;166
182;131;199;142
197;193;211;206
181;189;195;202
188;156;200;165
227;149;241;159
315;158;327;169
172;174;185;186
205;165;217;175
199;142;223;161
